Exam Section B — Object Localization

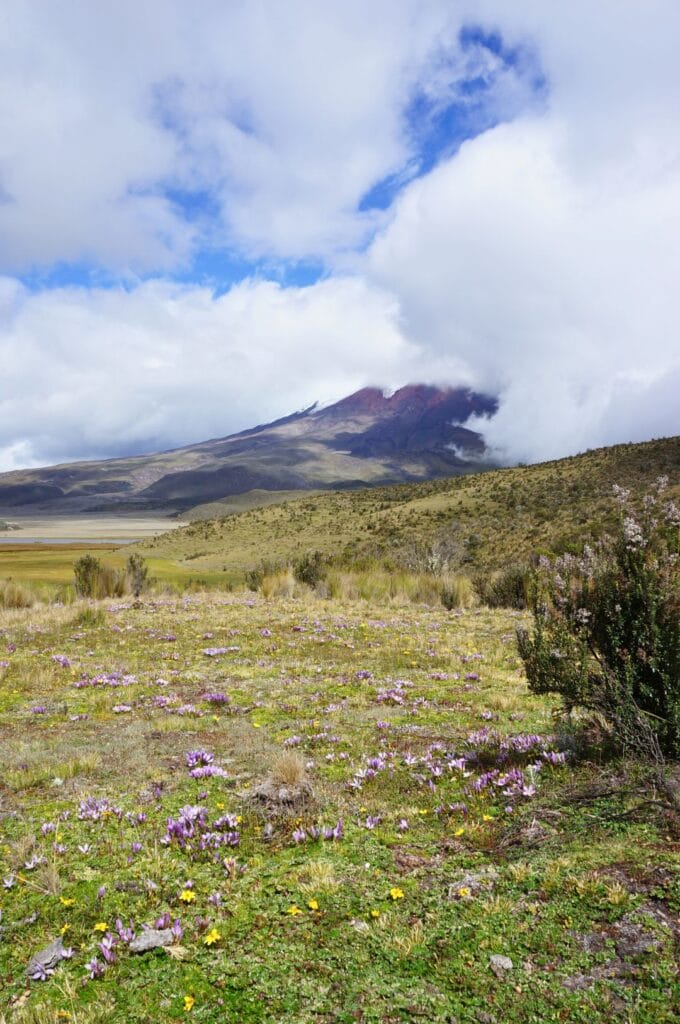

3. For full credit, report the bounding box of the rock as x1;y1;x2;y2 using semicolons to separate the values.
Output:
562;973;591;991
489;954;514;977
26;937;64;978
129;928;173;953
612;919;661;959
242;776;314;812
448;867;498;898
569;930;607;954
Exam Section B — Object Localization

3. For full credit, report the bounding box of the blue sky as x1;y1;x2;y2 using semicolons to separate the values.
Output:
15;22;545;296
0;1;678;470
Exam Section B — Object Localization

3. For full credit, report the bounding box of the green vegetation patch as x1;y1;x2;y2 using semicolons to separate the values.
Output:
0;594;677;1022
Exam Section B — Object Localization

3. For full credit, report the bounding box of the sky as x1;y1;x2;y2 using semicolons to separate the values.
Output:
1;0;679;471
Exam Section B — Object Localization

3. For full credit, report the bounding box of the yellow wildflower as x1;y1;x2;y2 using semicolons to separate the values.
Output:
482;814;494;822
93;922;108;932
454;827;465;837
59;896;75;907
203;928;221;946
60;923;71;935
457;886;471;898
183;995;195;1012
286;904;303;916
307;899;319;911
179;889;196;903
389;887;404;900
370;909;381;919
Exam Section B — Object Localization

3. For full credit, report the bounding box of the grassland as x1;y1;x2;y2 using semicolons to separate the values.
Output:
136;437;680;583
0;592;678;1023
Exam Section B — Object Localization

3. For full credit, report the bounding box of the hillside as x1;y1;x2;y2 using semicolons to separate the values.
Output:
0;385;496;515
136;436;680;579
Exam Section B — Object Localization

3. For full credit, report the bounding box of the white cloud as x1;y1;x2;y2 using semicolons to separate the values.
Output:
0;275;422;467
0;2;679;467
367;114;680;460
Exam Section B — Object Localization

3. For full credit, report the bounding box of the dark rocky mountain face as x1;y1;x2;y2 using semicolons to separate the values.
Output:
0;384;498;515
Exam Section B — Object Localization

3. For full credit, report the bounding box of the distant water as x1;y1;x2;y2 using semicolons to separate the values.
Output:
0;537;137;545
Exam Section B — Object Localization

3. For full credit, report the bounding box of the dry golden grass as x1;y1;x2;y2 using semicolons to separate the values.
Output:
270;750;307;787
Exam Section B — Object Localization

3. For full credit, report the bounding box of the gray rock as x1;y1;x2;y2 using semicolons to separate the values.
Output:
129;928;173;953
612;920;660;959
489;954;514;977
26;937;64;977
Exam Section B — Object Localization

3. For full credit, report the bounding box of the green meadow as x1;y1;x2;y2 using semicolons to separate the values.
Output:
0;594;678;1023
0;439;678;1022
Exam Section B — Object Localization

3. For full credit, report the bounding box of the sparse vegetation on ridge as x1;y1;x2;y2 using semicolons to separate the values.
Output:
135;437;680;587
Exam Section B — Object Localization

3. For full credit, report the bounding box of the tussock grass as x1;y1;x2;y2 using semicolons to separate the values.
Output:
270;750;307;787
0;579;35;608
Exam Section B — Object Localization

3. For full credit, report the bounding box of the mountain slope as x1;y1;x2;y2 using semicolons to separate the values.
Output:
0;385;496;515
135;435;680;578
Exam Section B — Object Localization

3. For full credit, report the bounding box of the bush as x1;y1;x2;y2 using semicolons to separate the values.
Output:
517;479;680;759
245;559;286;592
73;555;102;598
293;550;327;588
126;553;149;597
73;555;129;599
477;566;529;609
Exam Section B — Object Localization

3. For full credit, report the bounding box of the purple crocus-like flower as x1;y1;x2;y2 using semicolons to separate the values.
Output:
364;815;381;830
30;962;54;981
99;933;118;964
31;705;48;714
186;749;214;768
397;818;410;832
171;918;183;941
322;818;344;841
130;842;142;855
260;628;272;637
86;956;105;980
116;918;135;943
155;912;171;929
52;654;72;668
292;827;306;843
97;885;106;900
208;891;222;907
3;874;16;889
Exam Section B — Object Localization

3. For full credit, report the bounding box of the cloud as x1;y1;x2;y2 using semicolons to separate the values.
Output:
0;275;423;470
367;114;680;460
0;2;679;468
0;1;538;272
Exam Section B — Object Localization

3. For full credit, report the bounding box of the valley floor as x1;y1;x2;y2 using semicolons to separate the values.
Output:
0;594;677;1023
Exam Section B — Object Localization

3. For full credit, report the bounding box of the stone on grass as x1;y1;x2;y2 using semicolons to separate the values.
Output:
129;928;173;953
488;954;514;977
26;937;65;978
